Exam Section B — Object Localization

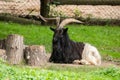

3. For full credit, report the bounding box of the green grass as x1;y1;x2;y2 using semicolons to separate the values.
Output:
0;21;120;80
0;21;120;59
0;60;120;80
0;21;53;53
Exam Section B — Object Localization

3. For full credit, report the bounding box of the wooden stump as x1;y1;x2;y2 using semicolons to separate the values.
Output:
0;49;6;60
24;45;47;66
6;34;24;64
0;39;6;49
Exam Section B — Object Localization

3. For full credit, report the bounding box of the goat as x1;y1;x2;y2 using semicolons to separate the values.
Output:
49;18;101;65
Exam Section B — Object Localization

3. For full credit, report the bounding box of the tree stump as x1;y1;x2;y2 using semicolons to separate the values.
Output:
0;49;6;60
24;45;47;66
6;34;24;64
0;39;6;49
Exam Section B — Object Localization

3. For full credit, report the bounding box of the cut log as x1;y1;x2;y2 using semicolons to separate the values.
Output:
0;49;6;60
6;34;24;64
24;45;47;66
0;39;6;49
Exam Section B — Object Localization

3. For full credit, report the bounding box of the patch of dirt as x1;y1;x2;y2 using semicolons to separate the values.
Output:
46;54;120;68
46;60;120;68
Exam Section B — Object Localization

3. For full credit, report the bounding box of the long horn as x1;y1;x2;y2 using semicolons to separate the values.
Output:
56;17;60;27
59;18;83;28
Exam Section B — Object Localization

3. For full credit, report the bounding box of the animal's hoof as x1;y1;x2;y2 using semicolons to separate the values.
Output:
73;60;81;64
80;59;91;65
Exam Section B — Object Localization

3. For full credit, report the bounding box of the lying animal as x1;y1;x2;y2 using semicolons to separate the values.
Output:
49;18;101;65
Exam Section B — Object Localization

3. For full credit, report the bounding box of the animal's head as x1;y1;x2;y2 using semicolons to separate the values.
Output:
50;18;83;43
50;27;68;43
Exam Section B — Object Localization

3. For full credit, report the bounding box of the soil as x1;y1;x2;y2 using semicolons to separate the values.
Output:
46;54;120;68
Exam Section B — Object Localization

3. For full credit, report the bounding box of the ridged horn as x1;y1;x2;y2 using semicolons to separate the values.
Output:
58;18;83;28
56;17;60;28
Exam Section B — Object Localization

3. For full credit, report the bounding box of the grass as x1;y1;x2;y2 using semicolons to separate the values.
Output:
0;59;120;80
0;21;120;59
0;21;120;80
0;21;53;52
68;25;120;59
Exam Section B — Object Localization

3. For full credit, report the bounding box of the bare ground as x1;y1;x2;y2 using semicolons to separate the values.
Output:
46;54;120;68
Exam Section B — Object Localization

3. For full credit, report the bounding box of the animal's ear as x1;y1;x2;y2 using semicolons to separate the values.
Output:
63;28;68;33
50;27;55;32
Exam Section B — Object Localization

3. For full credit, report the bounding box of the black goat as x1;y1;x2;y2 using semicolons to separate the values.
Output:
49;18;101;65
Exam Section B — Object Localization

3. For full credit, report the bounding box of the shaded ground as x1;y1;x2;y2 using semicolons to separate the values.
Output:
46;61;120;68
46;54;120;68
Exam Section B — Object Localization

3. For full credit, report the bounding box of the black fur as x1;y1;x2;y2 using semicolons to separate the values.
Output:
49;27;85;63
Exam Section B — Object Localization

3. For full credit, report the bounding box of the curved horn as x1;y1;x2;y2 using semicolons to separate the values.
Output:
56;17;60;27
58;18;83;28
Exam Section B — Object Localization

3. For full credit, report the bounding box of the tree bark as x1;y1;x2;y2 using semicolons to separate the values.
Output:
24;45;47;66
40;0;50;17
0;39;6;49
6;34;24;64
40;0;50;24
0;49;6;60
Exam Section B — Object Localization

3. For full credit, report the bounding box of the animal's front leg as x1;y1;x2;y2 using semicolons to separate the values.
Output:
80;59;91;65
73;60;81;64
49;51;56;62
73;59;91;65
49;55;53;62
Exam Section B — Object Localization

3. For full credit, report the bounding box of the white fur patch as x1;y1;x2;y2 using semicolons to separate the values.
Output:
81;43;101;65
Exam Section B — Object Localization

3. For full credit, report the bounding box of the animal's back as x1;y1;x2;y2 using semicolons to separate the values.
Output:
63;41;85;63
